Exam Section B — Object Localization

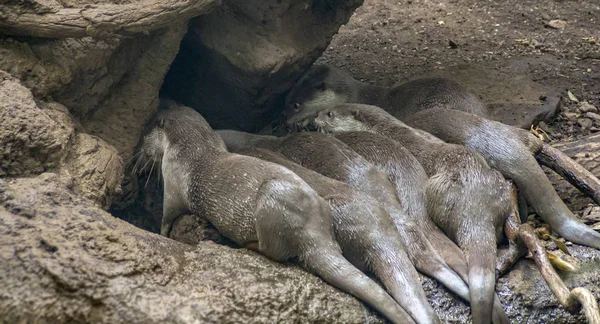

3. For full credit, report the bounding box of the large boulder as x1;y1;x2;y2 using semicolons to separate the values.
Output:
162;0;364;132
0;173;385;323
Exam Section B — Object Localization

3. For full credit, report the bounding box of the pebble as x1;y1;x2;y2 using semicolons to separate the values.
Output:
580;101;598;113
538;121;551;133
584;112;600;121
577;118;593;129
547;19;567;29
563;112;578;120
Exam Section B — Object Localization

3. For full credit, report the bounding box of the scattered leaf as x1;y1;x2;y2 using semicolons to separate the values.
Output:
547;251;576;272
548;236;571;256
592;223;600;231
567;90;579;103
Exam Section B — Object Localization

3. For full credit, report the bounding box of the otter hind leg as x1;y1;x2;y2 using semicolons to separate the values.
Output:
367;237;442;324
536;143;600;206
161;175;189;237
254;180;415;324
461;230;498;324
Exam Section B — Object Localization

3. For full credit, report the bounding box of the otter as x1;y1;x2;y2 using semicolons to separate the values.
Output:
312;104;516;324
404;108;600;249
217;130;509;324
137;101;414;324
234;146;444;324
283;64;487;128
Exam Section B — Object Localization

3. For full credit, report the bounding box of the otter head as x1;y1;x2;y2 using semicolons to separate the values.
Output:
136;101;227;173
138;113;169;171
284;65;358;127
313;105;372;134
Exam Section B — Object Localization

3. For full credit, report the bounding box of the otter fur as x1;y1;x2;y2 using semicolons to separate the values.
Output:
233;146;443;324
312;103;515;324
217;129;508;323
405;108;600;249
283;64;487;127
138;101;414;324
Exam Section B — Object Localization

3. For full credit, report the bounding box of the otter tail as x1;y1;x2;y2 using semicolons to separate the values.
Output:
301;246;416;324
368;239;442;324
461;228;498;324
501;149;600;249
425;223;509;324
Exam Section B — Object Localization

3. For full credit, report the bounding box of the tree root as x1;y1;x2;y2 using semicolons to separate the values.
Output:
519;223;600;323
0;0;222;39
498;183;600;324
537;143;600;206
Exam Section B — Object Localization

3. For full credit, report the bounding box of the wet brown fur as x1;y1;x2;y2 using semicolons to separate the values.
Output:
234;146;441;324
217;130;492;324
284;64;487;125
313;103;513;324
405;108;600;249
138;101;415;324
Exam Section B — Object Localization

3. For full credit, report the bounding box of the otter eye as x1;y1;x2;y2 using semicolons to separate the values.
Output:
293;103;301;111
327;111;334;118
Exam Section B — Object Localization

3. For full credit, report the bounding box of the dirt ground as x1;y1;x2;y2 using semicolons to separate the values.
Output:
317;0;600;140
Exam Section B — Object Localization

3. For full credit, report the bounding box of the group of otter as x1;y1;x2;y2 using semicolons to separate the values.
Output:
138;64;600;324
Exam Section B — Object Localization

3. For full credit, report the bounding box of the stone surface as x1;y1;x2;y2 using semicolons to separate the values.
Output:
0;174;385;324
0;76;73;176
162;0;364;132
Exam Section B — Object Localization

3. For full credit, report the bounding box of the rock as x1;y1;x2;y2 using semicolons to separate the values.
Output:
577;118;593;129
0;174;385;324
162;0;365;131
547;20;567;29
0;77;73;176
563;112;578;120
62;133;124;209
580;101;599;113
0;19;189;165
585;112;600;121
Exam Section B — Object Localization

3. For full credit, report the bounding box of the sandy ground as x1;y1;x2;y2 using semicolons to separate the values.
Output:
317;0;600;140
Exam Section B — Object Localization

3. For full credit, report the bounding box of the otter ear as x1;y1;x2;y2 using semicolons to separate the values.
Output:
315;82;325;91
351;109;361;118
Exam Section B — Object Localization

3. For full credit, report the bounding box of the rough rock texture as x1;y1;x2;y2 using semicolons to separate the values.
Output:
0;75;73;176
0;173;385;324
0;21;188;162
0;75;124;209
62;133;123;209
162;0;364;132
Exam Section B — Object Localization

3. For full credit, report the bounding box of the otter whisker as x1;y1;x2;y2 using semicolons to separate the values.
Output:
126;150;143;168
145;159;156;188
138;156;153;175
131;151;145;175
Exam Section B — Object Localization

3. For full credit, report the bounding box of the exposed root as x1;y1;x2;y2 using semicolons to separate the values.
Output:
537;144;600;206
498;183;600;323
519;223;600;323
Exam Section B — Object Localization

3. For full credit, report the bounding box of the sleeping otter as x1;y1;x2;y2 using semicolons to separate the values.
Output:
137;101;414;324
312;103;516;324
283;64;487;129
217;129;509;323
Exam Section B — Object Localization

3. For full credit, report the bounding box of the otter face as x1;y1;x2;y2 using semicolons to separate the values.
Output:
137;117;168;171
284;65;353;126
314;108;369;134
